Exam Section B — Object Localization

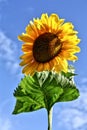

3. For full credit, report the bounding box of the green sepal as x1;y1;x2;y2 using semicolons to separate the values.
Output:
13;71;79;114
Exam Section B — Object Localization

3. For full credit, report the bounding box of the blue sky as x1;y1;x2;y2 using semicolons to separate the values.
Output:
0;0;87;130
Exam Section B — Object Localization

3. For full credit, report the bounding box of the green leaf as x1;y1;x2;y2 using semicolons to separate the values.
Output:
13;71;79;114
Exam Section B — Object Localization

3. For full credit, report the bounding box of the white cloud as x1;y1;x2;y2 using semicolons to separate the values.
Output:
6;61;19;74
0;31;16;61
0;30;20;74
57;108;87;129
0;99;13;130
0;117;11;130
81;77;87;84
72;115;87;129
55;88;87;130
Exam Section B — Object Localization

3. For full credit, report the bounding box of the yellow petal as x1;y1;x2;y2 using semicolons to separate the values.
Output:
34;18;46;31
56;57;68;72
48;14;59;32
40;14;50;31
61;22;74;30
20;52;33;59
68;55;78;61
24;62;39;75
20;56;34;66
62;38;81;45
30;21;39;37
62;45;81;53
18;34;34;43
26;24;37;39
60;51;78;61
22;61;37;74
37;63;44;72
41;13;48;25
22;44;33;52
49;59;55;70
54;19;64;34
49;14;59;23
43;62;50;71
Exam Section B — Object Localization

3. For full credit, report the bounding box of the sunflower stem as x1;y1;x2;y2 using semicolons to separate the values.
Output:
47;107;53;130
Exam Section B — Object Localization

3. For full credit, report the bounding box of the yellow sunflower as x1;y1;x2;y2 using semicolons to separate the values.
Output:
18;13;80;75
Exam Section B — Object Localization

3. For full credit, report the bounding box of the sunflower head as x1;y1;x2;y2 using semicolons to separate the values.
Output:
18;13;80;75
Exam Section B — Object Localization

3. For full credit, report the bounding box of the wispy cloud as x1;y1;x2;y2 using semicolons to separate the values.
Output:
0;30;20;74
0;117;12;130
54;82;87;130
0;99;14;130
0;31;16;61
0;103;12;130
81;77;87;84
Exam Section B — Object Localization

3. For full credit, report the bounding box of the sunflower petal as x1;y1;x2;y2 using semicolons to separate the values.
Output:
18;34;34;43
43;62;50;71
37;63;44;72
24;62;39;75
48;14;59;32
22;44;33;52
22;61;37;74
55;57;68;72
62;46;81;53
41;13;48;25
26;25;37;39
30;21;40;36
60;52;78;61
61;22;74;30
20;52;33;59
20;56;34;66
49;59;55;70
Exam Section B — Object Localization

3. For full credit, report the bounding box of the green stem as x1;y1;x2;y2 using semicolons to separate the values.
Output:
47;107;53;130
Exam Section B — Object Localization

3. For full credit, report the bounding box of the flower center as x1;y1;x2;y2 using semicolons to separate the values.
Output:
33;32;62;63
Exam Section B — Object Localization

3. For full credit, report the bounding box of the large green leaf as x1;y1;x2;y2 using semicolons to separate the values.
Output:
13;71;79;114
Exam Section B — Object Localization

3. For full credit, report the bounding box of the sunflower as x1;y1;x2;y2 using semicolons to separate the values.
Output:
18;13;80;75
